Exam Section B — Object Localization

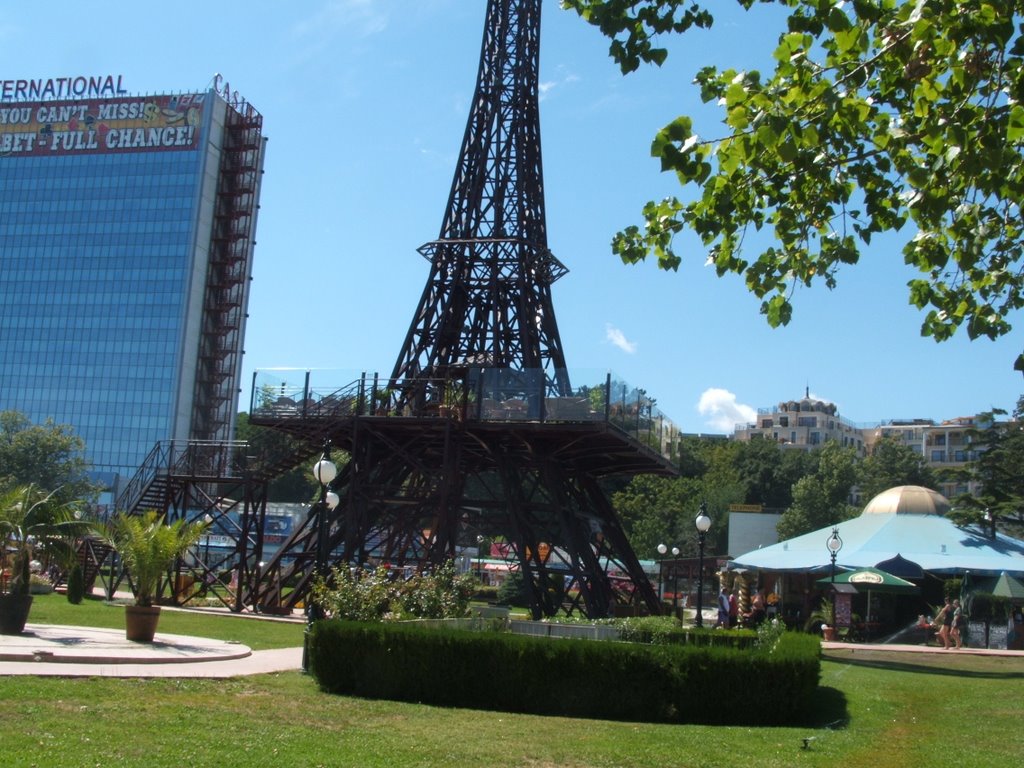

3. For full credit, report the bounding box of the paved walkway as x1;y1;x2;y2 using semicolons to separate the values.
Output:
0;623;303;678
821;639;1024;657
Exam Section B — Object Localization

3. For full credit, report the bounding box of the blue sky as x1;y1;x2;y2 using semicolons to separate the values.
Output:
4;1;1021;433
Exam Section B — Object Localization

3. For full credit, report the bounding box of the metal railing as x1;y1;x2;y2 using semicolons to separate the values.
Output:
249;367;684;463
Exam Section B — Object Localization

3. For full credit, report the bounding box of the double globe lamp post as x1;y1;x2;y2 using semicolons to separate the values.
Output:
661;503;712;627
656;542;680;618
304;445;340;672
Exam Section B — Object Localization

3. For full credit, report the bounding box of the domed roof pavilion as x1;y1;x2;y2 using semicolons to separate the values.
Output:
730;486;1024;577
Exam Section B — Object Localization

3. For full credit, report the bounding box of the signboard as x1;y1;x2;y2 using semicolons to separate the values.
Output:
849;571;885;585
835;593;853;628
1;74;128;102
263;514;293;546
0;93;204;157
729;504;763;512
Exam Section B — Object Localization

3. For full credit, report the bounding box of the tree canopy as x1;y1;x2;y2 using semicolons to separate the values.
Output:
945;396;1024;535
0;410;96;504
775;441;860;538
857;434;936;501
563;0;1024;371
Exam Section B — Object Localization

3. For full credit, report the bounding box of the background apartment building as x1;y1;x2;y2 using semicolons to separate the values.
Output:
733;392;986;499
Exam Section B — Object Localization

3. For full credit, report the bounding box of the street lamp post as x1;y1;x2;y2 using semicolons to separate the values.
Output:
202;513;213;569
827;526;843;630
694;501;711;628
657;542;681;620
304;444;338;673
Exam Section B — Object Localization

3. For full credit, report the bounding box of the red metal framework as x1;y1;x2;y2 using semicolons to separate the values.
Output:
191;101;264;442
248;378;676;618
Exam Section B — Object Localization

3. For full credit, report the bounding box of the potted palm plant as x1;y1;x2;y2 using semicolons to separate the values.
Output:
805;598;838;641
100;510;207;642
1;484;82;634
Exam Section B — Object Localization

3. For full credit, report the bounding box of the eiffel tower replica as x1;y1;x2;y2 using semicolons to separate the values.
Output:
249;0;676;618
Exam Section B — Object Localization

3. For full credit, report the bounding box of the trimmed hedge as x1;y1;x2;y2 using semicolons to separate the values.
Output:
968;593;1014;621
308;620;820;725
615;617;758;649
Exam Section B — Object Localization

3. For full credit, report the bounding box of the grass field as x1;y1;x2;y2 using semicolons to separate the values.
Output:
2;594;1022;767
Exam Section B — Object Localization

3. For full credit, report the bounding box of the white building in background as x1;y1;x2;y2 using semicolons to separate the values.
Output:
863;416;985;499
733;391;867;456
732;391;993;503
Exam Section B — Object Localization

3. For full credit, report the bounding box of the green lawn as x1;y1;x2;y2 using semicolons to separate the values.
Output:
25;592;305;650
3;596;1023;767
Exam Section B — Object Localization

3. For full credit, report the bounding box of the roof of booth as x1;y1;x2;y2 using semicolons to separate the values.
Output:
730;486;1024;577
861;485;950;516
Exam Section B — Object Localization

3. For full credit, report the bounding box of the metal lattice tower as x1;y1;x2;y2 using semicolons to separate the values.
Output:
391;0;570;396
240;0;676;620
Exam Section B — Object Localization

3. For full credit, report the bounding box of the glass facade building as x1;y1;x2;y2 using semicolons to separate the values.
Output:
0;89;265;493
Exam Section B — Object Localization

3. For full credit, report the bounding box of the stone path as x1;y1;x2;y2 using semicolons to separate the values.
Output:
0;623;303;678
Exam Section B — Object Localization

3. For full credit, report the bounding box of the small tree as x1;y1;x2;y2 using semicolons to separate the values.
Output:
0;411;97;505
1;484;83;597
66;562;85;605
496;570;531;609
101;511;206;607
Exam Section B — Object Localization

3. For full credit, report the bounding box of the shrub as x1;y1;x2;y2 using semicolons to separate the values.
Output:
495;570;531;607
311;560;477;621
66;563;85;604
968;592;1013;622
473;584;499;602
309;621;820;726
615;615;756;649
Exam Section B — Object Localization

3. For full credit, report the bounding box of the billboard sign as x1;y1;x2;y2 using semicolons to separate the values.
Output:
1;74;128;102
0;93;204;157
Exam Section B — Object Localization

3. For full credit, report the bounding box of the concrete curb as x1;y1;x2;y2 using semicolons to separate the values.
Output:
0;624;303;678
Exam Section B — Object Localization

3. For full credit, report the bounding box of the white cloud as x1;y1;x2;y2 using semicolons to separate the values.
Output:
605;324;637;354
538;71;580;102
697;388;757;433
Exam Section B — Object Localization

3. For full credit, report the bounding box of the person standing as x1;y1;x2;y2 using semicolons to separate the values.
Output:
743;591;766;627
716;587;730;628
728;589;739;628
951;599;964;649
935;597;954;649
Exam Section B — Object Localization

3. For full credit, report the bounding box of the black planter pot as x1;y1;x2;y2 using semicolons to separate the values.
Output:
0;593;34;635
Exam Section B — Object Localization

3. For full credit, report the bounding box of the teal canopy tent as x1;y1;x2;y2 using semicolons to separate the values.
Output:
731;487;1024;578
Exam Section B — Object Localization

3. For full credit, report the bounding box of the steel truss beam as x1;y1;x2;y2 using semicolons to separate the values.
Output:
249;415;663;618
